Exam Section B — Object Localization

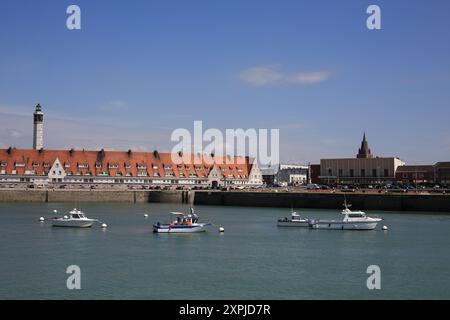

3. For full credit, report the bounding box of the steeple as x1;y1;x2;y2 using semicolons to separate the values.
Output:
356;132;373;158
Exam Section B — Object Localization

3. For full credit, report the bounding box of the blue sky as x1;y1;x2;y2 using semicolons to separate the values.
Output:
0;0;449;164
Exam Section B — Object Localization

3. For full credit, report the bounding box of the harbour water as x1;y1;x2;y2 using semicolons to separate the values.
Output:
0;202;449;299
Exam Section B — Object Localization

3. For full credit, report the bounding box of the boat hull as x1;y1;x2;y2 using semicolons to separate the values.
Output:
52;219;95;228
309;220;379;230
277;220;309;227
153;223;211;233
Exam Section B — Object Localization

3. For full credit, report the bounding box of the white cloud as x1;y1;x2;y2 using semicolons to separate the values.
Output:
239;65;331;86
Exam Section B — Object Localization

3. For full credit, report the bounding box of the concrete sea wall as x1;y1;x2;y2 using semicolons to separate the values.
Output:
0;190;449;212
193;191;450;213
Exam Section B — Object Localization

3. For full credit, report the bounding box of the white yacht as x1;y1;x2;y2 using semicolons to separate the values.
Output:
51;208;98;228
277;210;309;227
308;201;382;230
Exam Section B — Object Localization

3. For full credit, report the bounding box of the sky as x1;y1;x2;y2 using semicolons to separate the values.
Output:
0;0;449;164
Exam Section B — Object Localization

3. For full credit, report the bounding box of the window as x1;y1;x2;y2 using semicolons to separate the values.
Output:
185;165;190;170
64;163;70;168
195;166;202;170
384;169;389;177
153;172;159;177
338;169;343;177
32;162;39;167
372;169;377;177
179;172;185;177
124;164;131;169
189;173;197;178
349;169;354;177
137;164;147;169
126;172;132;177
43;163;50;167
164;165;172;170
108;164;118;169
152;165;158;169
0;162;7;167
78;163;88;168
95;163;101;169
14;162;25;167
361;169;365;177
137;171;147;177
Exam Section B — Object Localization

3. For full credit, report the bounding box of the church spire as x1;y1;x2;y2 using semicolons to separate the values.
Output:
356;132;373;158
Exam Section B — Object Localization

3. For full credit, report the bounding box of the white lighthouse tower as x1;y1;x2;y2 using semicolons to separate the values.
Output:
33;103;44;150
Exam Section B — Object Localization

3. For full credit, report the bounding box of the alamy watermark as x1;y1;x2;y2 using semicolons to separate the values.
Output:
66;5;81;30
366;265;381;290
66;265;81;290
170;121;279;168
366;5;381;30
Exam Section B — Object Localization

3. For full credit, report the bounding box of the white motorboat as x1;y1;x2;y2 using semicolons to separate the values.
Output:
153;208;211;233
51;208;98;228
308;201;382;230
277;210;309;227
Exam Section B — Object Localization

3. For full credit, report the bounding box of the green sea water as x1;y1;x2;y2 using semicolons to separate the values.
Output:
0;202;449;299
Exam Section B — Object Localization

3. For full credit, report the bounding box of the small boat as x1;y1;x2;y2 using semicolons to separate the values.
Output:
277;210;309;227
51;208;97;228
153;209;211;233
308;200;382;230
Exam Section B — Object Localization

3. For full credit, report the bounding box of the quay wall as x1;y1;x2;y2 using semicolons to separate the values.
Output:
0;190;187;203
1;190;449;212
193;191;450;213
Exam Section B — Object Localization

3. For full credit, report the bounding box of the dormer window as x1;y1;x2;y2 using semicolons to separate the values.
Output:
124;163;131;169
32;162;39;167
152;165;158;169
137;164;147;169
0;162;7;167
64;163;71;168
164;165;172;170
43;163;50;167
108;164;118;169
14;162;25;167
78;163;89;169
95;163;101;169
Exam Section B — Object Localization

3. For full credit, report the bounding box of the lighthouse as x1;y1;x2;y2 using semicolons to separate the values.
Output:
33;103;44;150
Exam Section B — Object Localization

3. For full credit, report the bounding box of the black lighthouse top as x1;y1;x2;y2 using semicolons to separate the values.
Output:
356;132;373;158
33;103;43;122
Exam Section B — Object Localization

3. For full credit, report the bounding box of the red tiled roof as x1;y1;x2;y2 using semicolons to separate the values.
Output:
0;148;252;179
